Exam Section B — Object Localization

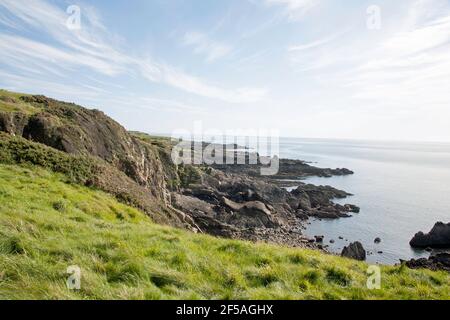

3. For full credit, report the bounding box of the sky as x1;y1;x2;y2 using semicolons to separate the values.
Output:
0;0;449;142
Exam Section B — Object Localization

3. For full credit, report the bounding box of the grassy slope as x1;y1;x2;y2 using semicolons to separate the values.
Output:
0;89;38;114
0;164;448;300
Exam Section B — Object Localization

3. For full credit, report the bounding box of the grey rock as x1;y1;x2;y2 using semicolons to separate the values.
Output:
314;235;324;243
405;253;450;272
341;241;366;261
410;222;450;248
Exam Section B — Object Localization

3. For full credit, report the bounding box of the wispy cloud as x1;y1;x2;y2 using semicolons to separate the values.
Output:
0;0;265;104
287;0;450;115
344;0;450;107
288;30;348;52
183;31;232;62
0;34;122;76
162;65;267;103
264;0;319;20
0;70;109;99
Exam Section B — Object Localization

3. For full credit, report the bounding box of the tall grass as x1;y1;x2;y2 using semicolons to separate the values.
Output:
0;164;448;300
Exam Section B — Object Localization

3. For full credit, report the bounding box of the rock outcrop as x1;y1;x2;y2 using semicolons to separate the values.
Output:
170;164;358;246
0;111;29;136
212;158;353;181
410;222;450;249
1;95;170;201
291;184;357;219
0;91;359;248
405;253;450;272
341;242;366;261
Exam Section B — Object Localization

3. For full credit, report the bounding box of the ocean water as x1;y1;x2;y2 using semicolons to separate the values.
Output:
279;138;450;265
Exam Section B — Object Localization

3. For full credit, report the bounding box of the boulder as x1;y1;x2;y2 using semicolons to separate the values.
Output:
309;206;351;219
222;197;280;228
409;222;450;248
344;204;360;213
314;235;324;243
341;241;366;261
374;237;381;244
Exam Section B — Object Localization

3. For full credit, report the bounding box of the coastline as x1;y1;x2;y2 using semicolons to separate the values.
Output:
171;144;360;249
1;91;448;272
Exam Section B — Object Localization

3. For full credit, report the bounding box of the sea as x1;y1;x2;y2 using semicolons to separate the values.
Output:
279;137;450;265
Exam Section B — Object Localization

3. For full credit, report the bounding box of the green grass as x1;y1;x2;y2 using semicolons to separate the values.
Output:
0;163;448;300
0;89;39;114
130;131;175;149
0;133;95;184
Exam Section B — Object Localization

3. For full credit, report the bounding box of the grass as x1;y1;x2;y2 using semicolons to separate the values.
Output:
130;131;175;150
0;89;39;114
0;163;448;300
0;133;95;184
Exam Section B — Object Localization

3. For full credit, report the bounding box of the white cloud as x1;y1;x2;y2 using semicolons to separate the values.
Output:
0;70;108;99
0;0;264;104
279;0;450;140
162;66;267;103
183;31;232;62
288;30;348;52
264;0;318;20
345;1;450;108
0;34;122;76
287;0;450;106
288;38;331;52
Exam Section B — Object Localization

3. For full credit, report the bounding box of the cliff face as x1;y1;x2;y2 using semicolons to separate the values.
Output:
0;90;357;246
0;94;169;202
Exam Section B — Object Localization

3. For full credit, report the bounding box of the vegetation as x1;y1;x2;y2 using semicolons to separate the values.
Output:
0;133;183;226
0;89;448;300
130;131;175;150
0;164;448;300
0;89;38;114
0;133;95;184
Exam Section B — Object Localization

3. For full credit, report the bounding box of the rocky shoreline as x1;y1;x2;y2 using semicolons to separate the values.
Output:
1;92;448;272
0;94;359;252
172;148;358;250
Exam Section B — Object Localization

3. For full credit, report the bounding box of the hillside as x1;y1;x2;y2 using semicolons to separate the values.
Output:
0;163;448;299
0;89;449;300
0;89;360;246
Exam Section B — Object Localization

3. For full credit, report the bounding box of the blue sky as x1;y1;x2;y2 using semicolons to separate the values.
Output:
0;0;449;141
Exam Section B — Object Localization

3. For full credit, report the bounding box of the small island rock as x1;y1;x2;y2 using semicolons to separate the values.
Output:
410;222;450;248
341;241;366;261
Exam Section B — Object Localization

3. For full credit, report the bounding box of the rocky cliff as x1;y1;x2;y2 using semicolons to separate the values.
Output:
1;94;168;200
0;90;357;247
